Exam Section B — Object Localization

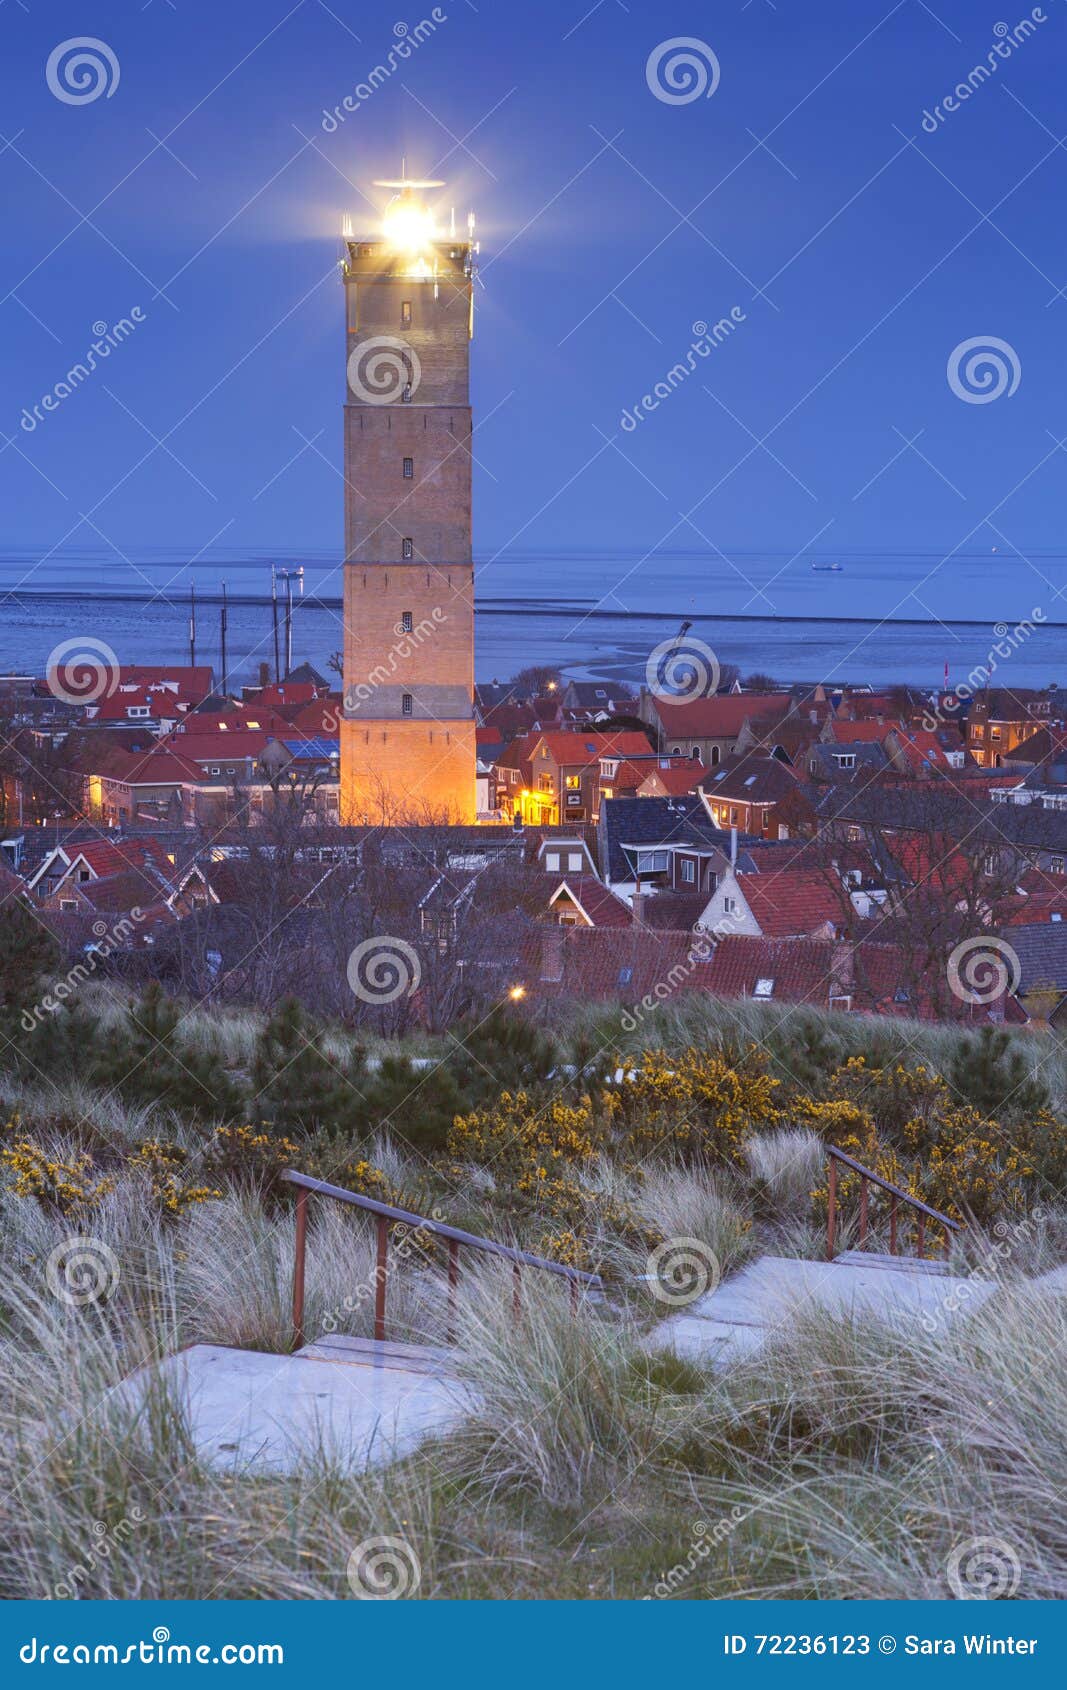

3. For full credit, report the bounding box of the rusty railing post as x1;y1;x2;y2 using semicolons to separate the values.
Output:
447;1238;459;1343
375;1213;389;1343
916;1214;926;1259
570;1276;579;1318
889;1194;898;1256
826;1155;837;1260
858;1175;869;1248
292;1185;308;1350
513;1261;522;1319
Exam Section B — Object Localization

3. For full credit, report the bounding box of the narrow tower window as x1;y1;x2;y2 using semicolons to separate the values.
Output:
403;457;413;478
401;611;414;632
402;383;412;403
402;692;413;717
401;300;412;325
401;538;413;559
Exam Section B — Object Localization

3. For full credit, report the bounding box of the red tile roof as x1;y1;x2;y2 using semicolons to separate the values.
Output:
637;764;706;797
532;730;653;766
651;693;792;739
548;876;633;928
826;719;895;744
736;868;843;937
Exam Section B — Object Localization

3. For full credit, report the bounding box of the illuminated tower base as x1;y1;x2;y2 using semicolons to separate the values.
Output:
340;177;477;825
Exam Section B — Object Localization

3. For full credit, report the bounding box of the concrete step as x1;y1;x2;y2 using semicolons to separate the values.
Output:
296;1333;454;1375
648;1252;996;1369
833;1249;952;1276
118;1342;472;1475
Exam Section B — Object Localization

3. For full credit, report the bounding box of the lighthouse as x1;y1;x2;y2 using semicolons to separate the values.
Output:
339;174;478;824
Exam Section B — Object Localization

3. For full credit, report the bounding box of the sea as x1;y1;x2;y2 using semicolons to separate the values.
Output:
1;544;1065;694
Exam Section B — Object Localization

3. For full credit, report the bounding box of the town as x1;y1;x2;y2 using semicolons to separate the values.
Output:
4;650;1067;1031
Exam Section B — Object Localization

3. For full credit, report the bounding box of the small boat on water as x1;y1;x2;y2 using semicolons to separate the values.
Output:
811;561;844;572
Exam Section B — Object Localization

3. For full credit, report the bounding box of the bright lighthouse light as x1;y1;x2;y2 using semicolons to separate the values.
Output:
383;199;436;253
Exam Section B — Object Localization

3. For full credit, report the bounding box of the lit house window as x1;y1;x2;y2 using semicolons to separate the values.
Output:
401;611;413;633
402;693;413;716
402;538;413;559
403;457;413;478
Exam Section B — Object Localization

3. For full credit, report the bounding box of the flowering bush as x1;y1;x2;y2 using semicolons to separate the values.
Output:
448;1090;604;1180
128;1141;221;1217
610;1047;779;1162
0;1137;115;1217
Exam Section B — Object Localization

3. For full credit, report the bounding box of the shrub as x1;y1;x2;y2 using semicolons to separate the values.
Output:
611;1046;779;1162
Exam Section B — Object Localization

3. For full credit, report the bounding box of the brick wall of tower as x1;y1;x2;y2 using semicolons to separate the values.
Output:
340;234;478;823
340;719;477;824
343;408;472;566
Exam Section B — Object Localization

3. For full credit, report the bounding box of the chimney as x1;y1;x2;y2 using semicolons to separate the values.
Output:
631;889;647;926
259;661;270;687
540;926;565;983
730;825;738;867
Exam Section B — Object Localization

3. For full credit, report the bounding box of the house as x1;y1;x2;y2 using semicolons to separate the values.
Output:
808;741;891;784
560;680;636;717
698;753;808;839
1002;922;1067;1022
536;834;599;878
547;876;633;927
635;761;705;799
639;689;793;767
517;730;652;825
696;866;843;940
597;795;748;902
967;688;1058;768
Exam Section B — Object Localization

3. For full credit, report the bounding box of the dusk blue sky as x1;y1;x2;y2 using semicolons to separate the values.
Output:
3;0;1067;599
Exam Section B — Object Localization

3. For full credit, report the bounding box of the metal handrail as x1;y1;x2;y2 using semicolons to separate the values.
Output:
825;1144;961;1262
280;1169;603;1349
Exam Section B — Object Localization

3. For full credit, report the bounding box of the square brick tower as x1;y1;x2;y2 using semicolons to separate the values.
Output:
340;178;477;823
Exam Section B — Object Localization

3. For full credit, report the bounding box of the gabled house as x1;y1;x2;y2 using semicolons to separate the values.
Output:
639;689;793;767
518;731;652;825
698;753;810;839
547;876;633;928
967;687;1058;768
696;866;843;940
